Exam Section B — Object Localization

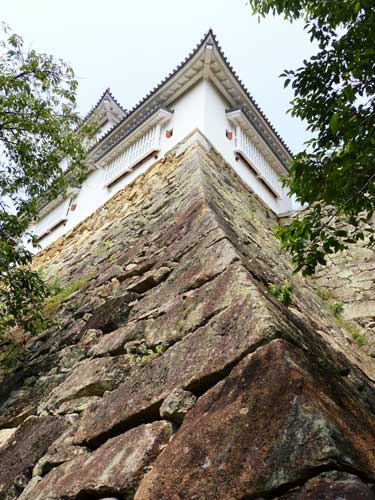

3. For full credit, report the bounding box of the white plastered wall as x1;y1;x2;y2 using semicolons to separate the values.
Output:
32;79;292;250
199;79;293;214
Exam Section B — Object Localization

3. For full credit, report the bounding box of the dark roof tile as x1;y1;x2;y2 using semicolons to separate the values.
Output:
82;88;127;124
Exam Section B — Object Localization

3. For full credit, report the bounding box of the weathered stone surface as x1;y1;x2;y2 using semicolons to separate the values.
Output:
95;263;125;287
17;477;42;500
33;445;89;477
33;446;88;477
0;382;39;429
55;395;101;415
24;421;172;500
42;355;130;411
83;292;137;333
159;388;196;424
0;428;16;450
55;344;86;372
126;265;172;293
0;416;68;499
79;328;103;348
89;324;141;357
345;300;375;321
135;339;375;499
39;414;81;456
276;471;375;499
74;265;277;447
0;137;374;499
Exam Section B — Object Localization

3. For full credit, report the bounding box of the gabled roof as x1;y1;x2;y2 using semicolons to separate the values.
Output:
83;87;127;126
89;30;293;169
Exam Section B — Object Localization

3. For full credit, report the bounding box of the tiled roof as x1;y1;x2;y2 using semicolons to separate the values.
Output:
209;31;293;158
89;30;293;162
95;105;174;165
88;32;211;157
82;87;127;123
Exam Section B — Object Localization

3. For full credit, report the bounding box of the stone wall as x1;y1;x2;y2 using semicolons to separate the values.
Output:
278;211;375;357
0;133;374;499
315;241;375;331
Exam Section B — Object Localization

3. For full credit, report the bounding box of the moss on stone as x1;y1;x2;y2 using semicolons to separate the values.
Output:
315;286;334;301
315;286;367;346
336;316;368;346
44;275;92;313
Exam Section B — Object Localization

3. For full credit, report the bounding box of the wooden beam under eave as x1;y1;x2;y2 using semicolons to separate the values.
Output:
208;71;237;108
166;71;203;106
203;44;213;80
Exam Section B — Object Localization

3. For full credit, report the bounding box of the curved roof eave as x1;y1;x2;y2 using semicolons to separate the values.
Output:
89;30;294;167
82;88;127;125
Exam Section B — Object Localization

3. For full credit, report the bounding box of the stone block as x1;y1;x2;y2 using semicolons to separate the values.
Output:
0;416;68;498
23;422;172;500
44;355;130;411
160;388;196;424
135;340;375;499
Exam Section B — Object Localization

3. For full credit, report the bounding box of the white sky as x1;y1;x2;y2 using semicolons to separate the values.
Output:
2;0;316;153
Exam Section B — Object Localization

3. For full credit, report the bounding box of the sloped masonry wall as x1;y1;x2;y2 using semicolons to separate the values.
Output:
278;211;375;357
0;134;375;500
314;241;375;341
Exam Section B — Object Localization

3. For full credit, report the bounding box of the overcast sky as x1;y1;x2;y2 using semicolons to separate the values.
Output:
2;0;316;153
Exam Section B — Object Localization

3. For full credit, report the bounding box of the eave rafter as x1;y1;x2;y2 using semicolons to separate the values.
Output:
203;43;213;80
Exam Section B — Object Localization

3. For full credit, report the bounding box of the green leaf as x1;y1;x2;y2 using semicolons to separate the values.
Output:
0;24;94;364
329;112;340;134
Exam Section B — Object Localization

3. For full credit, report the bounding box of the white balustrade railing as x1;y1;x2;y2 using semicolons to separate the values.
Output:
234;126;283;197
104;124;161;186
33;197;71;239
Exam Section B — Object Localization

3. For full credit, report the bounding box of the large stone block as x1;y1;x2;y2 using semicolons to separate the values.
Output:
277;471;375;499
345;300;375;321
23;421;172;500
43;355;130;411
0;428;16;450
0;416;68;499
135;340;375;499
74;270;277;447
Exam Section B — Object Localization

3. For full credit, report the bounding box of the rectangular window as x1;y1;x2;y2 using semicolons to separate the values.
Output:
234;126;283;198
104;124;162;187
33;198;71;240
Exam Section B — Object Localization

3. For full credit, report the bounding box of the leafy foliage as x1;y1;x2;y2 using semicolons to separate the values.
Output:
268;281;293;306
349;327;367;346
249;0;375;275
127;342;168;364
0;337;26;369
327;300;344;318
0;24;91;349
314;285;343;317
